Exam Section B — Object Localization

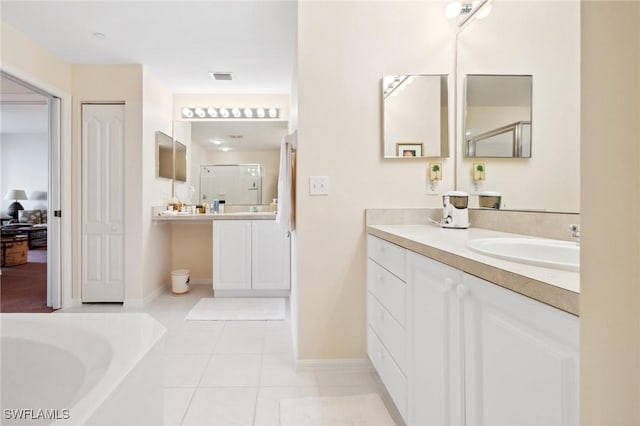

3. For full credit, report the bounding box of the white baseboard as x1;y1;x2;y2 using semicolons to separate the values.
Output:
214;289;291;298
295;358;373;373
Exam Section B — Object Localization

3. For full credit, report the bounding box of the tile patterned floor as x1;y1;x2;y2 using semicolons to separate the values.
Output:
60;285;404;426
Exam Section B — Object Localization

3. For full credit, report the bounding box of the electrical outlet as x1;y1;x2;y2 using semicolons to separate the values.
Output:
309;176;329;195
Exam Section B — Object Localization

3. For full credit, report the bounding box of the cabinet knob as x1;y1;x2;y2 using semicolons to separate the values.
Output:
456;284;468;299
443;277;456;292
111;226;117;232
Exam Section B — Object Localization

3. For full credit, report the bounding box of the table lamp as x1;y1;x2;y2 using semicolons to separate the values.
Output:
4;189;28;220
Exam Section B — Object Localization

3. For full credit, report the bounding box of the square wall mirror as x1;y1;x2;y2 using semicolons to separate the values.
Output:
382;74;449;158
464;74;532;158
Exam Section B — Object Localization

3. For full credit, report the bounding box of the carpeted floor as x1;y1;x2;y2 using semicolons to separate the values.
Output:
1;248;54;313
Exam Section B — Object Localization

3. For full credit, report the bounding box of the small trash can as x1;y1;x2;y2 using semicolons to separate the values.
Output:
171;269;190;294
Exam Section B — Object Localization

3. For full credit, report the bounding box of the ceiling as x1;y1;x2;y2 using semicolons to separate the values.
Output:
1;1;296;148
0;1;297;94
190;120;288;151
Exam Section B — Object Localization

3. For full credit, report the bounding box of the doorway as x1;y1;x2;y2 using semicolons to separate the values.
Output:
0;72;61;312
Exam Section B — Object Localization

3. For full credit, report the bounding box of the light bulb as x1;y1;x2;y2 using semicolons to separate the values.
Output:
219;108;229;118
195;107;205;118
445;1;462;19
182;108;193;118
207;107;217;118
476;2;492;19
244;108;253;118
232;108;241;118
268;108;277;118
256;108;265;118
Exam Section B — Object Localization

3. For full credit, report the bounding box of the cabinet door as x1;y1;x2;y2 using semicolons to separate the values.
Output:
251;220;290;290
406;251;464;426
461;274;579;426
213;220;252;290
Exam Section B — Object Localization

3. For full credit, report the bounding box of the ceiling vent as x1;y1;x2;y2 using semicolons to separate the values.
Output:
228;135;243;139
210;72;233;81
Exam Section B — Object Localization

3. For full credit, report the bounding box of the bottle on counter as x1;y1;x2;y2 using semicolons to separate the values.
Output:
213;199;220;214
219;200;226;214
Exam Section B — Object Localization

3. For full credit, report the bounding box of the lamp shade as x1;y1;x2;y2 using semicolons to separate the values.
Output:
4;189;27;201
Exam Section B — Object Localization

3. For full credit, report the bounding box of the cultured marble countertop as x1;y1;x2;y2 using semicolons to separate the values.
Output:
152;211;277;222
367;224;579;316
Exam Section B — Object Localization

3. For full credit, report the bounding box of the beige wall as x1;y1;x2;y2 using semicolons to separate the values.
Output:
296;1;455;359
171;223;212;281
72;65;144;302
142;67;174;297
581;2;640;424
0;22;72;93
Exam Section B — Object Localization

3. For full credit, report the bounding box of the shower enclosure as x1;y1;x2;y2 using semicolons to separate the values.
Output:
200;164;263;205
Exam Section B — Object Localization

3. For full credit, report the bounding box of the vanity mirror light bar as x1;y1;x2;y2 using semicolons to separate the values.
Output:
181;107;279;119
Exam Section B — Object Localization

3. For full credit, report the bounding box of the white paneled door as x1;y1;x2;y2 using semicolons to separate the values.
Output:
81;103;125;302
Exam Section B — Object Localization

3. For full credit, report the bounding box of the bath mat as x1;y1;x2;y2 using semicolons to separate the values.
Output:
279;393;396;426
185;297;286;321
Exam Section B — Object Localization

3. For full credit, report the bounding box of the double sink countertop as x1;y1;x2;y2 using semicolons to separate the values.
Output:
367;224;579;316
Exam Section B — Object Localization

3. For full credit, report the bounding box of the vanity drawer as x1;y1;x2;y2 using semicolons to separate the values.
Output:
367;259;407;326
367;235;405;280
368;325;407;420
368;292;406;372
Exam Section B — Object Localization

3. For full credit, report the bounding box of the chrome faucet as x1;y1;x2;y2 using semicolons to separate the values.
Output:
569;224;580;245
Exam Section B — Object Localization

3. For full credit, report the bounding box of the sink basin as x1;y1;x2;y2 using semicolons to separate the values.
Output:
466;238;579;272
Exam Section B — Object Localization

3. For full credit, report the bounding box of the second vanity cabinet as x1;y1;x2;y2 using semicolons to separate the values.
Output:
213;220;290;293
367;234;580;426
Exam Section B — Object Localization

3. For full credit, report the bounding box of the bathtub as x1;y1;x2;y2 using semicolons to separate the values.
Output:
1;313;166;425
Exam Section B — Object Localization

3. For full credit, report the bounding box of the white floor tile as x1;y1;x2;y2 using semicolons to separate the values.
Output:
200;354;262;387
214;321;266;354
259;353;317;387
164;387;195;426
164;321;224;354
181;387;258;426
164;354;210;387
263;321;293;354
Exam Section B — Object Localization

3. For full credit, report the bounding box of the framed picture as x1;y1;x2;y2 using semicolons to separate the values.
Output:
396;143;423;157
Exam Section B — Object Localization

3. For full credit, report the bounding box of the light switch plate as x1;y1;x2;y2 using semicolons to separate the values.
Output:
309;176;329;195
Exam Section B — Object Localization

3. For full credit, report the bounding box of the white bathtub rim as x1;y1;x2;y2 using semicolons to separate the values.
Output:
1;313;166;425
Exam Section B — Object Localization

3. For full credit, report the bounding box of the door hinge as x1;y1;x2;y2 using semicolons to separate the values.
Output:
54;210;62;218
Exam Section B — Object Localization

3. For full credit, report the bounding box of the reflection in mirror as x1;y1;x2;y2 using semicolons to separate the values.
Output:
200;164;263;205
174;141;187;182
464;75;532;158
382;74;449;158
156;131;173;180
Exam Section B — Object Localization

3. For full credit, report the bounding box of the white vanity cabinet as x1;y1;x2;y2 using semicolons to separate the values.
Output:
368;233;580;426
213;220;290;293
405;251;464;426
461;274;579;426
366;235;408;419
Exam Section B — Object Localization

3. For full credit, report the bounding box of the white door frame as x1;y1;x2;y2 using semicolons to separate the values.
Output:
1;67;73;309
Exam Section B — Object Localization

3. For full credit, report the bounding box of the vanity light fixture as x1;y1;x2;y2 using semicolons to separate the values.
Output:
445;0;492;24
180;107;280;120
